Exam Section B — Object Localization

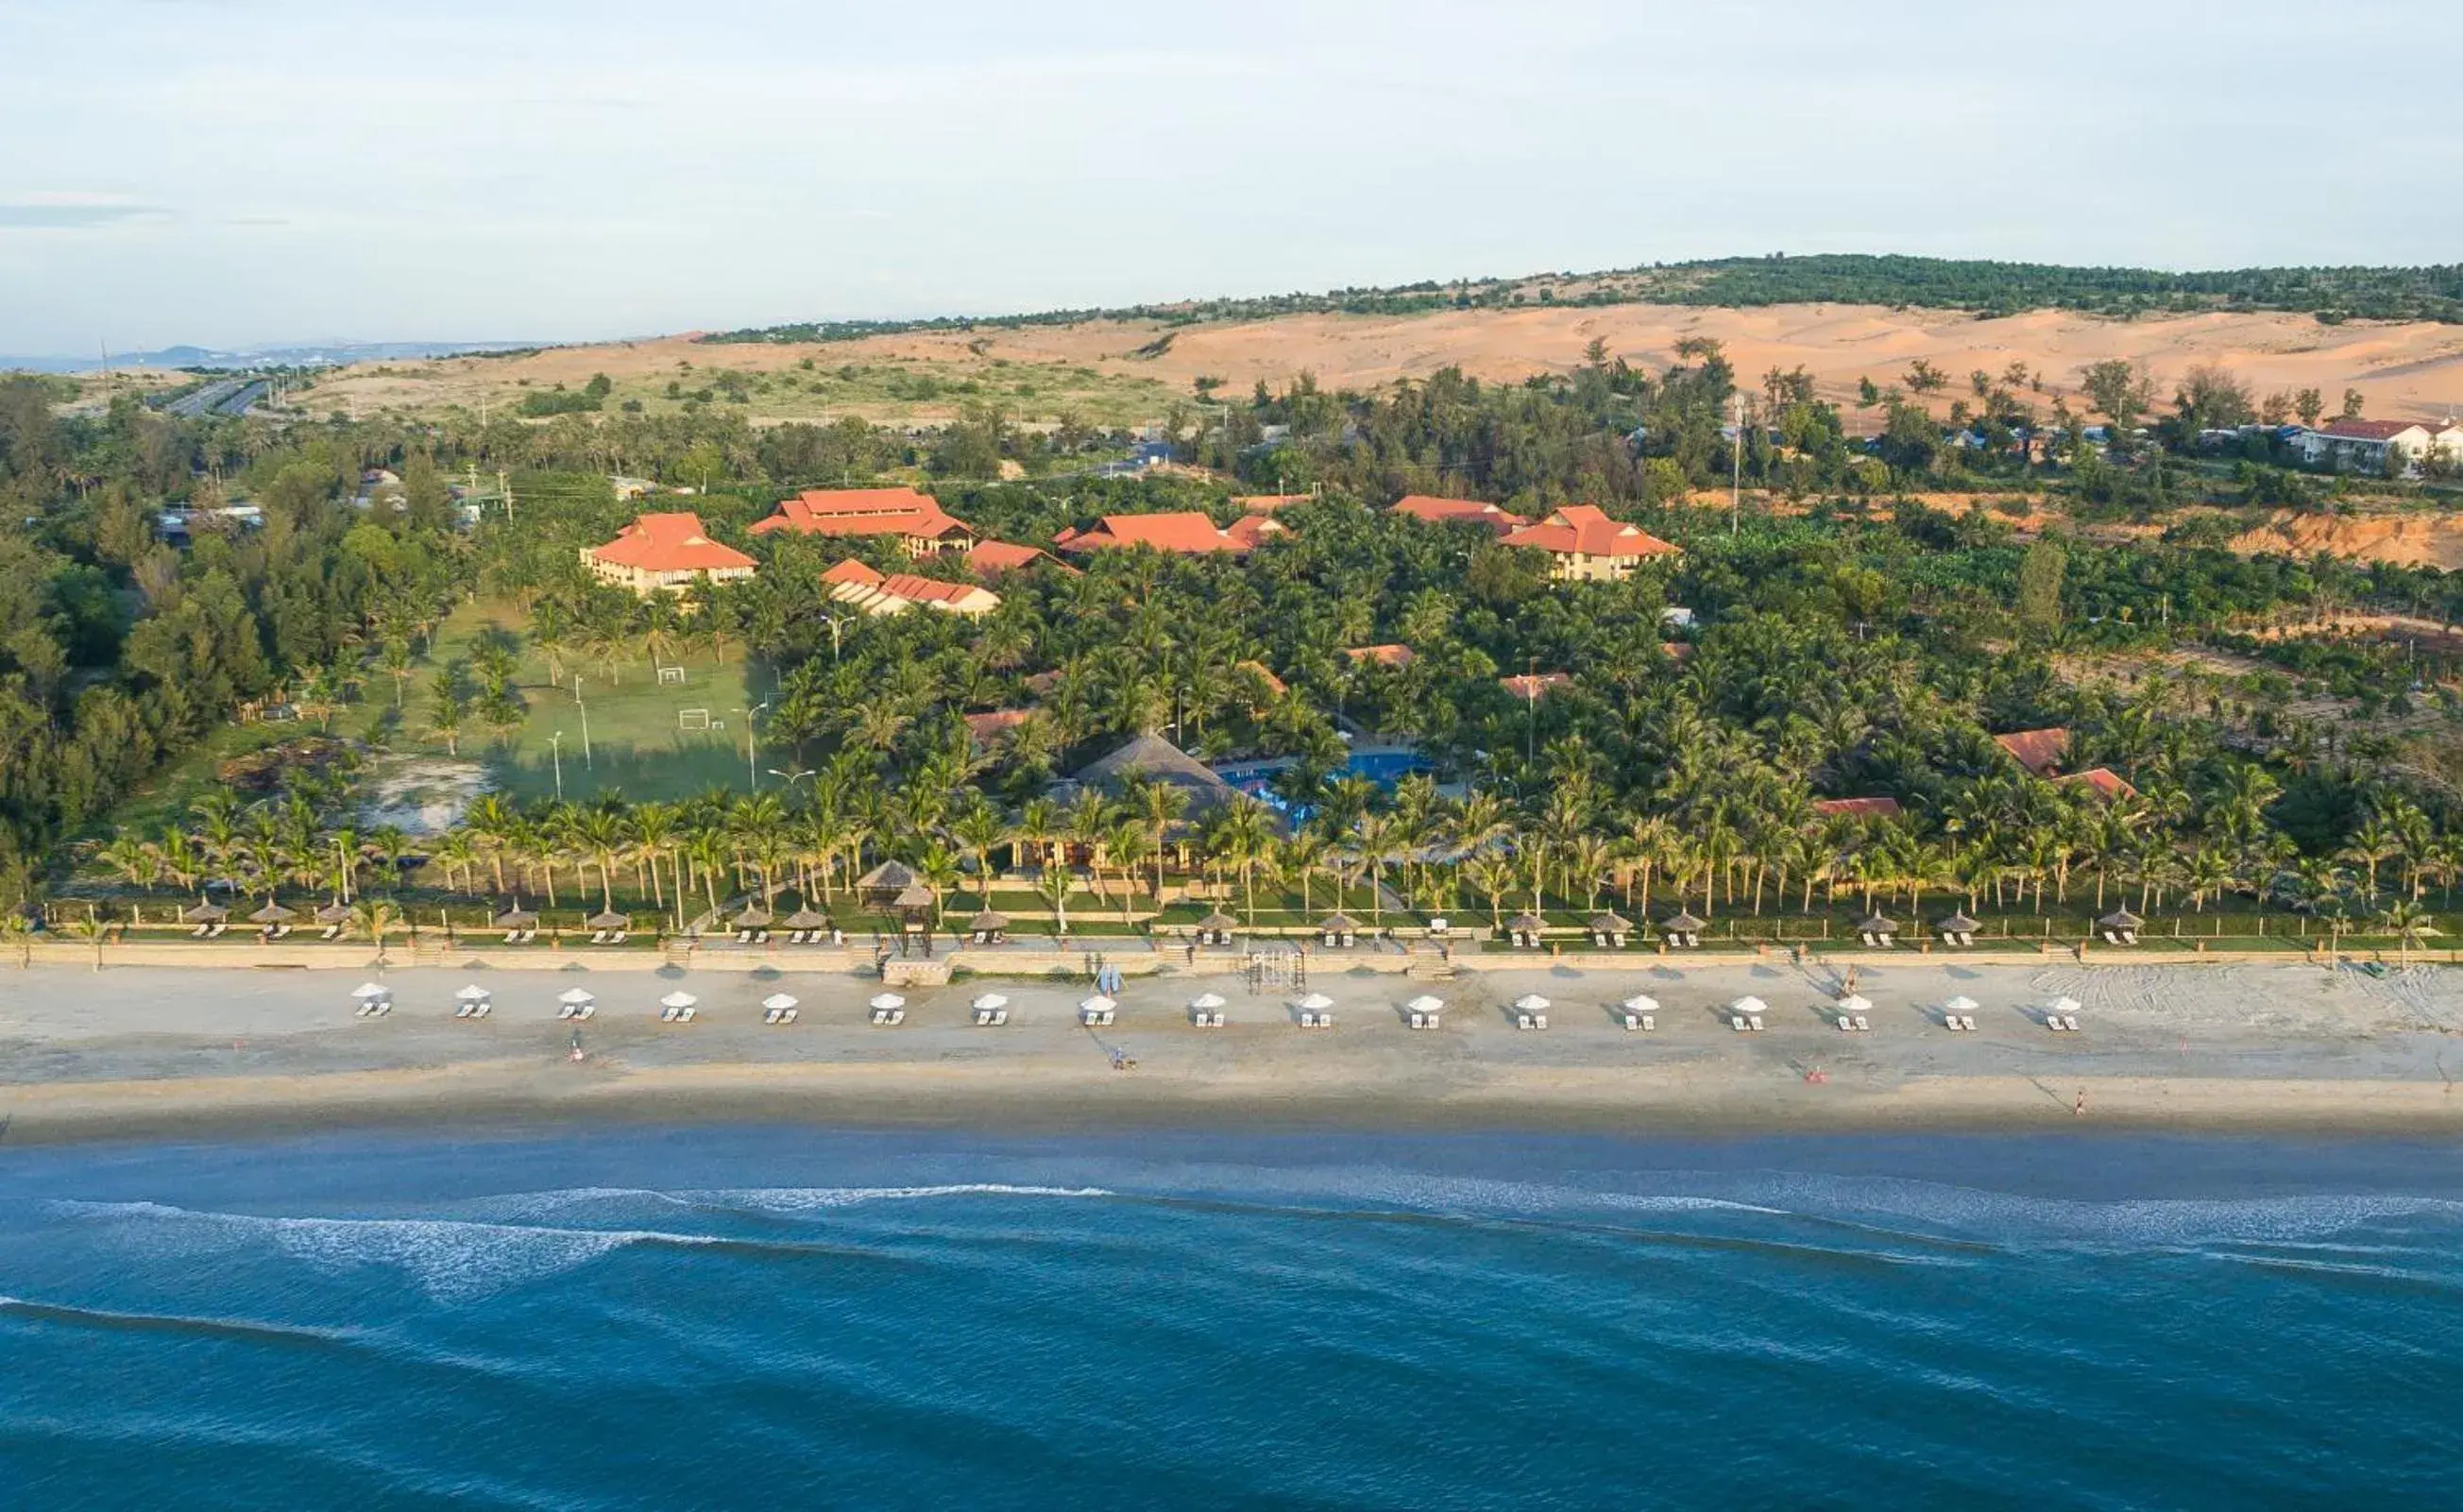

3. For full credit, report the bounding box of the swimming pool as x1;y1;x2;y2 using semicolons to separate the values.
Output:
1211;749;1434;811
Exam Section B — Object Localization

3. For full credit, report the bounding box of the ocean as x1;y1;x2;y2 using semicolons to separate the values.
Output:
3;1128;2459;1508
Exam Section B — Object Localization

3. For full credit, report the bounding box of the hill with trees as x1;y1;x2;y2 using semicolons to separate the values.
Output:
702;255;2463;347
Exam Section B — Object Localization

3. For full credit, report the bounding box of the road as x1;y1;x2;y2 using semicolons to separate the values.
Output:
161;378;269;418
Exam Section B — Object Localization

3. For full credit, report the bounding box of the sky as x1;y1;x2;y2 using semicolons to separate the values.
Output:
0;0;2455;354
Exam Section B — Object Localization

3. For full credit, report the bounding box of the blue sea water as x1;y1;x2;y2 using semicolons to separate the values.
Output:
4;1129;2461;1508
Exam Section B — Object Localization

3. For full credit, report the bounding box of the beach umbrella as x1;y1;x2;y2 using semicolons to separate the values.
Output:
1188;992;1227;1011
2049;996;2081;1016
870;993;908;1011
1296;992;1335;1011
349;981;390;1002
763;992;800;1011
1512;993;1551;1011
1405;994;1445;1013
1621;994;1658;1012
1838;994;1874;1014
1079;994;1117;1013
1731;995;1768;1015
659;991;697;1010
1944;994;1979;1015
455;984;491;1002
970;993;1010;1011
557;987;597;1006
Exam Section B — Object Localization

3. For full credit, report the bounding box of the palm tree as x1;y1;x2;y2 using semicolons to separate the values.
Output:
1214;800;1276;926
100;834;160;893
2340;815;2404;901
1127;776;1190;901
572;807;630;913
66;913;109;972
1456;855;1509;932
2380;899;2435;965
1278;830;1332;916
949;802;1011;911
1349;810;1401;927
352;898;404;963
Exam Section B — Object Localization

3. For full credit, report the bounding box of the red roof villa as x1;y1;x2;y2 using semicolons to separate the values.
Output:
751;487;975;556
580;512;756;596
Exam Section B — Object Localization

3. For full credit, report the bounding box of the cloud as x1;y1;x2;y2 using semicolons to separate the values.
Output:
0;194;167;229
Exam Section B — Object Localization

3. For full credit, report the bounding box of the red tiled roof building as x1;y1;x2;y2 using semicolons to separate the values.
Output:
581;512;757;596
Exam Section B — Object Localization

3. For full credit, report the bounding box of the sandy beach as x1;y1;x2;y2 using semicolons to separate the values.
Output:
4;952;2461;1145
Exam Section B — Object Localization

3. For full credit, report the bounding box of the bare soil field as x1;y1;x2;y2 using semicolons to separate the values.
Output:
287;304;2463;432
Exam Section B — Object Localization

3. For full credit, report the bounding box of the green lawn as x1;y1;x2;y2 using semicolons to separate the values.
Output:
426;598;769;804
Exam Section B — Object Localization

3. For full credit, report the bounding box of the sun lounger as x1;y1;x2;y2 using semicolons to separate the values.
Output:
1516;1012;1547;1030
1853;1014;1869;1032
319;925;342;941
1622;1011;1654;1030
870;1007;905;1026
1298;1011;1333;1028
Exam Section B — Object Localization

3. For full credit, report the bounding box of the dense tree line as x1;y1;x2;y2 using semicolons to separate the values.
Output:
701;255;2463;347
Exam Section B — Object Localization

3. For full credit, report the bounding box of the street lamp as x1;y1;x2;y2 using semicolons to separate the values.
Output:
549;731;565;802
738;701;770;791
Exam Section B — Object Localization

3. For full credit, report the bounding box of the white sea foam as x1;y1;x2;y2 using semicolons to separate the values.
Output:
42;1198;718;1301
697;1183;1116;1214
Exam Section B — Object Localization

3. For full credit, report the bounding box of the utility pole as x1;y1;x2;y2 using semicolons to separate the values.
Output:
1526;658;1538;767
1730;393;1743;537
499;469;512;521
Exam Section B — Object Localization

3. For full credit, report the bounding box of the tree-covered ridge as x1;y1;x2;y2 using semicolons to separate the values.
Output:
700;255;2463;346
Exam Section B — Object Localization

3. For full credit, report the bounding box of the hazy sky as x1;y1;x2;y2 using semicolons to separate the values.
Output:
1;0;2454;353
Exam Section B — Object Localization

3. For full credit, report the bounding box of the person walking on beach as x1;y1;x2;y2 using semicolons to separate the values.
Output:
2074;1089;2087;1118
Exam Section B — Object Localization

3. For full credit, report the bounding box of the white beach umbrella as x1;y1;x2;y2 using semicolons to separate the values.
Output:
1405;994;1445;1013
1296;992;1335;1011
1621;994;1658;1012
1512;994;1551;1011
558;987;597;1006
1731;995;1768;1015
971;993;1010;1011
1188;992;1227;1011
659;991;697;1010
870;993;908;1011
2049;996;2082;1016
1944;994;1979;1014
763;992;800;1011
350;981;390;1001
1837;994;1874;1014
455;984;491;1002
1079;994;1117;1012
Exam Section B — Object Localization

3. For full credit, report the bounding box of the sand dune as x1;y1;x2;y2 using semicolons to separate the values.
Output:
293;304;2463;428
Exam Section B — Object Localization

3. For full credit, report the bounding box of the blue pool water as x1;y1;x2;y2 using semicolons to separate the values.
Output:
3;1128;2460;1507
1214;749;1435;811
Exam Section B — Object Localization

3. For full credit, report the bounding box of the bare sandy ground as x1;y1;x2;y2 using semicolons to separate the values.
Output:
291;303;2463;430
4;956;2459;1144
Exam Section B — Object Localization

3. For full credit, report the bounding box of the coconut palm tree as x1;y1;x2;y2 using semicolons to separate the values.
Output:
948;802;1010;911
2379;899;2435;965
352;898;404;963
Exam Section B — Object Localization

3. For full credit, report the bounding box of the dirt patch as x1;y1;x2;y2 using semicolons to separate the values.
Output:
217;737;353;796
357;755;494;837
281;303;2463;432
2231;512;2463;571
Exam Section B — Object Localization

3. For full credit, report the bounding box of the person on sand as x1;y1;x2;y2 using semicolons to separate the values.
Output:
2074;1089;2087;1118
